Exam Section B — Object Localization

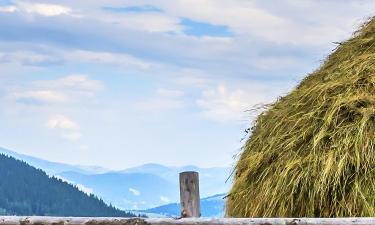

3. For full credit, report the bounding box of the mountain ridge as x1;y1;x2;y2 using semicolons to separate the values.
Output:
0;147;109;175
0;153;136;217
140;193;226;218
0;147;230;211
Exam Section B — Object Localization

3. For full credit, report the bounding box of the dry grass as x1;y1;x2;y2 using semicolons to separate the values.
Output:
226;17;375;217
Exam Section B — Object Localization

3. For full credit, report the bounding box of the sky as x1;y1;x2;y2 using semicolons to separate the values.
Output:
0;0;374;170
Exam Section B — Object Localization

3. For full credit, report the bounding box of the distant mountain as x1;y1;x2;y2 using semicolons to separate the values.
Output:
58;164;231;210
141;194;226;218
121;163;232;200
0;153;136;217
0;148;109;175
57;171;178;210
0;147;231;212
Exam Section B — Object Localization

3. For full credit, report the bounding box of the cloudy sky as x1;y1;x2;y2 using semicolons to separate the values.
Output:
0;0;374;169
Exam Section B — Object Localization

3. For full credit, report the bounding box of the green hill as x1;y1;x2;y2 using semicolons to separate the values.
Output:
0;153;136;217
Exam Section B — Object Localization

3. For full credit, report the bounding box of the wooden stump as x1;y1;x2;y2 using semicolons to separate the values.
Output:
179;171;200;218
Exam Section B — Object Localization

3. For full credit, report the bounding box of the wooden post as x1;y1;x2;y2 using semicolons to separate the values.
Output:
179;171;200;218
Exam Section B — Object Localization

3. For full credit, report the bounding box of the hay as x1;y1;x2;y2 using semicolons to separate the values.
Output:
226;17;375;217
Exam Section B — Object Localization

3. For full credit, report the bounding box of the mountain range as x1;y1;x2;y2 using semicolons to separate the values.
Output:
0;147;231;213
0;148;109;175
0;153;136;217
141;194;226;218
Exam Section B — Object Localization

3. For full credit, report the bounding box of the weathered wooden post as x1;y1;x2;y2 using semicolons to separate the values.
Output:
179;171;200;218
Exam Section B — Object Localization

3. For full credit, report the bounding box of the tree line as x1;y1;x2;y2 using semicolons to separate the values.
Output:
0;154;139;217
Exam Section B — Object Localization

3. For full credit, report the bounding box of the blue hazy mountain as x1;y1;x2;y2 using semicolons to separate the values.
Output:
0;147;109;174
57;171;178;210
141;194;226;217
0;147;231;211
121;163;232;200
58;164;231;210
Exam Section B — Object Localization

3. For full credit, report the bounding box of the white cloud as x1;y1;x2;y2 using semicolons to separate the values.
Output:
10;74;104;105
0;5;18;13
76;183;93;195
66;50;152;70
196;84;277;123
47;115;80;130
15;1;72;17
100;11;183;33
173;76;209;88
0;49;152;70
0;50;62;66
61;132;82;141
151;0;291;39
13;90;67;104
6;75;103;142
135;87;185;112
254;57;300;71
160;196;170;203
35;74;103;93
142;0;374;46
157;88;184;98
136;98;184;111
46;115;82;141
128;188;141;196
79;145;89;151
54;175;93;195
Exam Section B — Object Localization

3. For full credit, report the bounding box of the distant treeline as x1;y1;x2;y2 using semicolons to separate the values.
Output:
0;154;138;217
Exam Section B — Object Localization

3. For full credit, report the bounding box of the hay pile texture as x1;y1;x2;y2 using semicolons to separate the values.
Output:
226;17;375;217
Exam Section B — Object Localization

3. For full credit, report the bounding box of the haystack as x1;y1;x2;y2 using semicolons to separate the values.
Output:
226;17;375;217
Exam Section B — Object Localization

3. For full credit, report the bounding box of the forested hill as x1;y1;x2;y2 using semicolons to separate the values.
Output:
0;154;136;217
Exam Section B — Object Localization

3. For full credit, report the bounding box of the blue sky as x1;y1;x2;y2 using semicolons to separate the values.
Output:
0;0;374;169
